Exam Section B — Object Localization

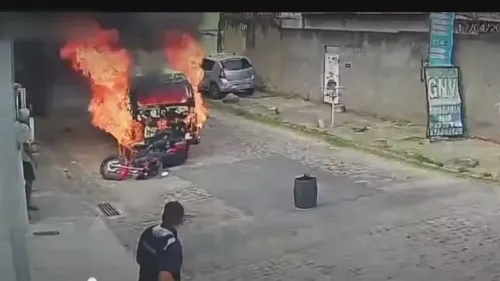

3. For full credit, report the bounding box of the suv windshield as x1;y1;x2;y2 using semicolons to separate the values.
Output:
221;58;252;71
132;74;189;106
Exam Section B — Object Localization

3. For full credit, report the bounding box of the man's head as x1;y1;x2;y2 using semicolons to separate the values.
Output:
162;201;185;227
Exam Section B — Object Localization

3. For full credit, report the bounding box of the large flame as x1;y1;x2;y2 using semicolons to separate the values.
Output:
163;31;208;129
60;23;143;147
60;24;208;149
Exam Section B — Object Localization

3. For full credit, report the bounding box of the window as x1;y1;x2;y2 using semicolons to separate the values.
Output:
132;75;190;106
221;58;252;71
201;59;215;71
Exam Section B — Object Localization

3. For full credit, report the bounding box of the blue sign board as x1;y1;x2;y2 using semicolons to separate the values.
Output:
424;66;465;139
429;12;456;66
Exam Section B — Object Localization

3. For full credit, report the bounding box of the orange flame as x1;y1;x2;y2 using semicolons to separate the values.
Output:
60;25;208;150
163;31;208;129
60;23;143;147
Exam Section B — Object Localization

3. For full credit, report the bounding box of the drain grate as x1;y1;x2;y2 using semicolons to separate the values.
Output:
97;202;121;217
33;230;60;236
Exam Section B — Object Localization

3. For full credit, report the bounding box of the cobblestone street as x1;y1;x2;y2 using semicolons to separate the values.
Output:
36;108;500;281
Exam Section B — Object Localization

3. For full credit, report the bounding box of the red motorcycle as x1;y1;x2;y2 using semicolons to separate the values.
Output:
99;130;188;181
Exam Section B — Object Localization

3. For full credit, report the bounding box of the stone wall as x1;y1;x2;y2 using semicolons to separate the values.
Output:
222;18;284;91
222;15;500;141
222;17;429;124
455;34;500;140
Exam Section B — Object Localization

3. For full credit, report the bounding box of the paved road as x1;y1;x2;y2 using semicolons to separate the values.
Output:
38;109;500;281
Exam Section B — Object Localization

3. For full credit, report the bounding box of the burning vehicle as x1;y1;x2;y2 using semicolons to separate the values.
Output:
99;67;200;180
60;23;208;181
130;67;201;144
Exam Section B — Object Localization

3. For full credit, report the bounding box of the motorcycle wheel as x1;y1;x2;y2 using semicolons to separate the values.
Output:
100;155;126;181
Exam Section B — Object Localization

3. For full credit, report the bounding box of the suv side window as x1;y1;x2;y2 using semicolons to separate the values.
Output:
202;59;215;71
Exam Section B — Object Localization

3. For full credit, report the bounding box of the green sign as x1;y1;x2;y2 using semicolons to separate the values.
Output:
424;66;465;139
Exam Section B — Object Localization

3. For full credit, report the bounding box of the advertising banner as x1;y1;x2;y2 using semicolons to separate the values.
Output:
429;12;456;66
424;66;465;139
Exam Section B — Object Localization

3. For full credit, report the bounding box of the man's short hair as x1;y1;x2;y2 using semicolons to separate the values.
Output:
162;201;185;226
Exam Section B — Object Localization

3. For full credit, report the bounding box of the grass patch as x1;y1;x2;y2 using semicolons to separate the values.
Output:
406;152;444;167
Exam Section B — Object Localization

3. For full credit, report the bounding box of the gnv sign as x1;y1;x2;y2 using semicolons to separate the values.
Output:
427;73;459;99
424;66;465;139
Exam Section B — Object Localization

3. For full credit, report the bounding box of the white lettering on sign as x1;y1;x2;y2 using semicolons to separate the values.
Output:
430;119;462;128
430;104;460;115
427;76;458;99
438;114;452;122
429;127;463;136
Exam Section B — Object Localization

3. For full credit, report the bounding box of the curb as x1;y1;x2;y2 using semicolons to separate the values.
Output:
208;100;498;183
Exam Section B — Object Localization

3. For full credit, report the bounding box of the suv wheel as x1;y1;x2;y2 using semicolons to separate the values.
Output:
209;83;225;100
244;88;255;96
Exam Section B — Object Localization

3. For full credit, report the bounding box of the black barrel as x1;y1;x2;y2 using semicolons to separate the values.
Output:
293;174;318;209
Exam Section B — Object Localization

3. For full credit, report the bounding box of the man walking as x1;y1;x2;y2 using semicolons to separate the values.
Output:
137;201;184;281
15;108;38;211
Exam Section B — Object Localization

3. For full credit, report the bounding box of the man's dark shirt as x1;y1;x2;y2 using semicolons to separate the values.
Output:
137;224;183;281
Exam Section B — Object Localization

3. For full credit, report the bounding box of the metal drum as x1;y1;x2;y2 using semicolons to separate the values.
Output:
293;174;318;209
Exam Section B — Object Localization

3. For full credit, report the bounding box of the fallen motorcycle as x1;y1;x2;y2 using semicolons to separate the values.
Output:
99;131;189;181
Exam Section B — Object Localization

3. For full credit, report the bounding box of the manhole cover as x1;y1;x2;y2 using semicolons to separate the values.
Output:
97;202;121;217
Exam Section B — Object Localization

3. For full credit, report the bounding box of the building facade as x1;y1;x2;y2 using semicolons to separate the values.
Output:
0;39;31;281
199;12;220;55
221;12;500;141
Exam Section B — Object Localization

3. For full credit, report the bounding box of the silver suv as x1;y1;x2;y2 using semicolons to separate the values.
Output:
200;53;255;99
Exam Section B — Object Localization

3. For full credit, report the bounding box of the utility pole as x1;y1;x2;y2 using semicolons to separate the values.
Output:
0;39;32;281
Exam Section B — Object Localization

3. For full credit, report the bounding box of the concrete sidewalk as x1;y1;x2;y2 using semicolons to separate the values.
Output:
211;93;500;181
25;147;138;281
28;217;137;281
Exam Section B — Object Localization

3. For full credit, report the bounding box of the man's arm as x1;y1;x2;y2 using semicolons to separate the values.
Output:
158;239;182;281
136;229;148;264
23;143;36;164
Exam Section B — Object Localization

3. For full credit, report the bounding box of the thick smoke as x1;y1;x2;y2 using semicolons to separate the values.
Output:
95;13;204;51
1;12;204;51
